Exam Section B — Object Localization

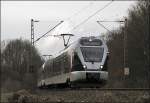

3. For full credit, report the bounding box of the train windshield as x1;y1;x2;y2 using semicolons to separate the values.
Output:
81;47;104;62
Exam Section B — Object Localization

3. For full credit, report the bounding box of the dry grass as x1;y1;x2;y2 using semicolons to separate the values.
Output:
2;89;149;103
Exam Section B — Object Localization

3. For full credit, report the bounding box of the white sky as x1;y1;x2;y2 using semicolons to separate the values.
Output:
1;1;137;55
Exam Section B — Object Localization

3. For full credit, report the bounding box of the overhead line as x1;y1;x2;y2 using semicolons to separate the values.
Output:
97;21;113;34
66;2;94;21
71;0;114;31
35;2;94;43
97;20;124;23
34;21;64;43
97;20;125;34
33;0;113;43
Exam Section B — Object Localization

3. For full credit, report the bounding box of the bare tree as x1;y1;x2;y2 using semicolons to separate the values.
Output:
106;0;149;88
1;39;44;91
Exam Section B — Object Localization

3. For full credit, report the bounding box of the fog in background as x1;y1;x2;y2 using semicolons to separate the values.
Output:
1;1;136;55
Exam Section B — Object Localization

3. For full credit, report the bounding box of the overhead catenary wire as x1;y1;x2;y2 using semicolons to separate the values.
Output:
97;20;125;23
34;21;64;43
97;19;125;34
97;21;114;34
34;0;113;44
66;1;94;21
71;0;114;31
35;2;94;43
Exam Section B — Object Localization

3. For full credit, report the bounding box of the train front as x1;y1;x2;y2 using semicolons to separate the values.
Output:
70;36;109;82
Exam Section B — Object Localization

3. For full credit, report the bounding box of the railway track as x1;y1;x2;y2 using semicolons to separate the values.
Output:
37;87;150;92
79;88;149;90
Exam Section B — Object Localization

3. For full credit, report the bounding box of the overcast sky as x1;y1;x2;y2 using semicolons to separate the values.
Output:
1;1;137;55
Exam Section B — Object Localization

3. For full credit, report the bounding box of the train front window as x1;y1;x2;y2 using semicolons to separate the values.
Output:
81;47;104;62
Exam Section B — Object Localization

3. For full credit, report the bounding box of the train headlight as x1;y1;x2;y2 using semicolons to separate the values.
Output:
100;65;103;69
83;65;87;69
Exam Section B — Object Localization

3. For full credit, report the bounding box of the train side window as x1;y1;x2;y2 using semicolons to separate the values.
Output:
66;55;70;73
49;61;52;77
44;65;48;77
42;68;45;73
53;59;56;74
72;53;84;71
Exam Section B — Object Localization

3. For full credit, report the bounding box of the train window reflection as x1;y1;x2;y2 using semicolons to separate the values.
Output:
81;47;104;62
72;53;84;71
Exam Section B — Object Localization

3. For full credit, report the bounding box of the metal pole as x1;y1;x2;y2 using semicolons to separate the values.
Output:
124;18;130;83
148;1;150;88
30;19;37;72
30;19;39;72
31;19;39;46
30;19;32;73
123;19;125;68
31;19;34;46
124;18;128;69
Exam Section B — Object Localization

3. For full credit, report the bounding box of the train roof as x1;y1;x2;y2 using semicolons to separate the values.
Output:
47;36;106;59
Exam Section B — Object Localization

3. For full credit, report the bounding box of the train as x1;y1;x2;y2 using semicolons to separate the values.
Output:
37;36;109;88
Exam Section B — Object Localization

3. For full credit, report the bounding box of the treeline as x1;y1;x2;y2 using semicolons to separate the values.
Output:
1;0;149;91
1;39;43;92
107;0;149;88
